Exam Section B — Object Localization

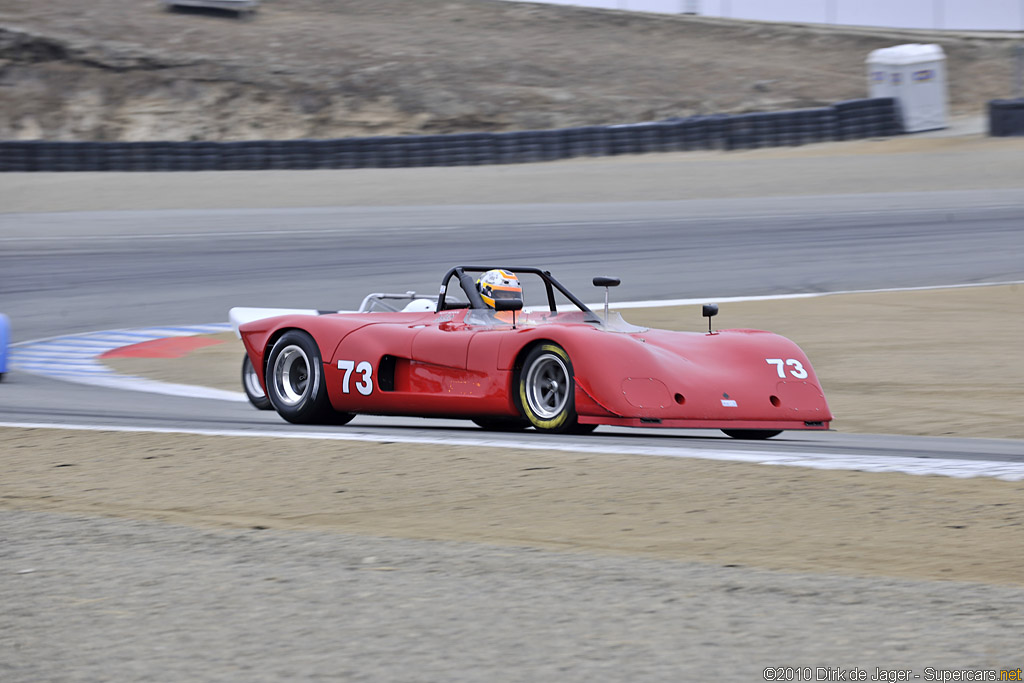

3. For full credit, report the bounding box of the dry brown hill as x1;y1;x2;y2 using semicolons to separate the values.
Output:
0;0;1017;141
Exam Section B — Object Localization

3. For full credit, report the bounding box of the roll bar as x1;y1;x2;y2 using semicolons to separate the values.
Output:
436;266;600;322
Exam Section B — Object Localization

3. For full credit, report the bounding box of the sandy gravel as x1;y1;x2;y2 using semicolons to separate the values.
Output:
3;425;1023;587
5;509;1023;682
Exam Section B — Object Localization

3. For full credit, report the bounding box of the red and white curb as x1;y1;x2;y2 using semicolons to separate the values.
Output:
9;324;246;402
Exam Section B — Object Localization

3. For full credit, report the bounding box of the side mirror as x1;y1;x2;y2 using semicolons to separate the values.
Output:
702;303;719;334
494;297;523;329
493;298;523;312
593;276;621;321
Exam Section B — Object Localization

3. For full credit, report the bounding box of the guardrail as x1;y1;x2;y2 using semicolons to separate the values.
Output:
0;98;902;172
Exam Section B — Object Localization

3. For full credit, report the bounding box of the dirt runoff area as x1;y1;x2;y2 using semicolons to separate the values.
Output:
1;0;1020;141
2;284;1020;586
2;423;1023;586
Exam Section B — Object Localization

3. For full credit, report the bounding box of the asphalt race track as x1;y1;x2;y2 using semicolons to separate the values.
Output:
1;189;1023;464
4;191;1024;340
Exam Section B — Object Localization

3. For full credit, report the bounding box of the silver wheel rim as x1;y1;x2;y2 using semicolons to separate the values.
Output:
244;360;266;399
272;345;311;407
524;352;570;420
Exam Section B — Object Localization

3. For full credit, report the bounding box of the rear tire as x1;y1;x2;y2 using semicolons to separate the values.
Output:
266;331;353;425
722;429;782;440
241;354;272;410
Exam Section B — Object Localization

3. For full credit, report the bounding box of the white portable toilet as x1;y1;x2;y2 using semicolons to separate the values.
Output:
866;44;948;133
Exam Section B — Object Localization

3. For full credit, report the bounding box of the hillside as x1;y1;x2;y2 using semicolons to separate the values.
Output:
0;0;1017;141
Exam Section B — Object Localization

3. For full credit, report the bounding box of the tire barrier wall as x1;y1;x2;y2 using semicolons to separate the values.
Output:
988;99;1024;137
0;98;902;172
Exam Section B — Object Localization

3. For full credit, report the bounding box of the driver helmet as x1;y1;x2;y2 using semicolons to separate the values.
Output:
476;269;522;308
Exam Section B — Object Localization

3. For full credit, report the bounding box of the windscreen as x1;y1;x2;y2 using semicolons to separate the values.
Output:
462;271;646;332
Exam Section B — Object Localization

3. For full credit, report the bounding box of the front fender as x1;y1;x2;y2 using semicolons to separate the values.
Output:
238;314;367;386
564;327;832;423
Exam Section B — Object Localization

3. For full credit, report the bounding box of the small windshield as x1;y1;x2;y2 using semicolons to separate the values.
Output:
465;308;647;333
359;292;439;313
441;268;647;333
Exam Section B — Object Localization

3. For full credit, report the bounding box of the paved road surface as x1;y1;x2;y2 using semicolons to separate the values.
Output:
2;189;1023;461
3;190;1023;341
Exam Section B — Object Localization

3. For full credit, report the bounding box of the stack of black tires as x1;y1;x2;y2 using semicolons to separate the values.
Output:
0;97;907;173
989;99;1024;136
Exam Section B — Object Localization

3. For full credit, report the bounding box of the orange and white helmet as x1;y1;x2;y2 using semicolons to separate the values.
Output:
476;269;522;308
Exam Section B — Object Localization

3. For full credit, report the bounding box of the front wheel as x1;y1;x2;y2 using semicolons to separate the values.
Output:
721;429;782;440
241;354;272;410
518;343;586;434
266;331;353;425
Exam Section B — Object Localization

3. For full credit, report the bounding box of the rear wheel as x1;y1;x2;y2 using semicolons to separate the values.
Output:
518;343;585;434
241;354;272;410
266;331;353;425
722;429;782;440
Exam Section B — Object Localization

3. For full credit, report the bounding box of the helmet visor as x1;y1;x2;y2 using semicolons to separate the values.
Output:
489;286;522;301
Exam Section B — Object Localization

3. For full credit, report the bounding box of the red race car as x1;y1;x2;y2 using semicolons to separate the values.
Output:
233;266;832;439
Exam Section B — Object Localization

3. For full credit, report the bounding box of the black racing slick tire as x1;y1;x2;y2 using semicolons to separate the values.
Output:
265;331;353;425
241;354;272;410
721;429;782;440
518;343;586;434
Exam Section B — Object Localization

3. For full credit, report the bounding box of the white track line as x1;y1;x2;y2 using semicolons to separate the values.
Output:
1;420;1022;481
585;279;1024;310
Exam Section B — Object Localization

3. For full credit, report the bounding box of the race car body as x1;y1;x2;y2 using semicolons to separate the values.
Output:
235;266;832;439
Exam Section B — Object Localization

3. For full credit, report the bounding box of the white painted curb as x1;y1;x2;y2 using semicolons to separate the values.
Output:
9;324;246;402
